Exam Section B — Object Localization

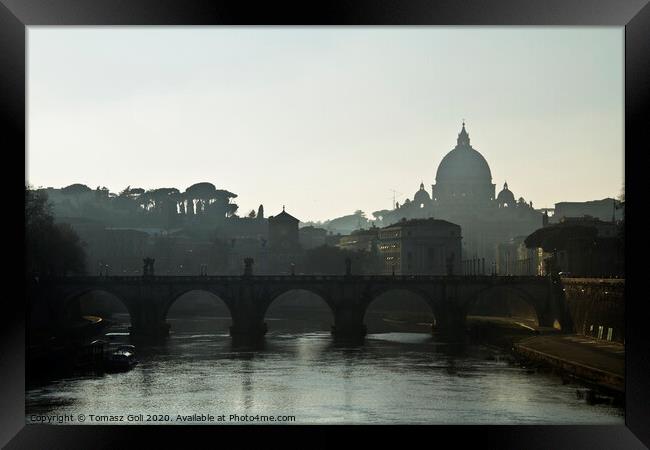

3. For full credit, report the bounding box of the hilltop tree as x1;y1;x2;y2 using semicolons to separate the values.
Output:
183;182;239;218
61;183;92;195
185;182;217;215
118;186;145;200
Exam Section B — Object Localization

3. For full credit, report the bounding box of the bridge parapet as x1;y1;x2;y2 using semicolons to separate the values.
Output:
560;278;624;287
39;274;548;284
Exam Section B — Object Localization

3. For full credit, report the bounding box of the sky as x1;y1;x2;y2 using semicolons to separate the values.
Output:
27;27;624;222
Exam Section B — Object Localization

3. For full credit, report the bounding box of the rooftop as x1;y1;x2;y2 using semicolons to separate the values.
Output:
382;217;460;230
269;206;299;222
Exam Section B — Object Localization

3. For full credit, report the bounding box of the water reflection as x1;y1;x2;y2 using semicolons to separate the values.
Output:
26;318;624;425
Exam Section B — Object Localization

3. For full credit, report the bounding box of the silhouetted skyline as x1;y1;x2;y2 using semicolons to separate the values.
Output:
27;27;623;222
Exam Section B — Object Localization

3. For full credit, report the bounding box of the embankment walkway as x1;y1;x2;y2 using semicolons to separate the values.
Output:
513;335;624;392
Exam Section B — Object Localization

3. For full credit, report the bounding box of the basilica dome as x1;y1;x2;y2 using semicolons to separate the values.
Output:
496;182;516;207
413;182;431;205
435;123;492;184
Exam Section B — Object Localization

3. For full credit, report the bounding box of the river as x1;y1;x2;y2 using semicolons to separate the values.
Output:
25;312;624;425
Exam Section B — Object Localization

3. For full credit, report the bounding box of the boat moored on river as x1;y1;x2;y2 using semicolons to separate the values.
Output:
104;344;138;372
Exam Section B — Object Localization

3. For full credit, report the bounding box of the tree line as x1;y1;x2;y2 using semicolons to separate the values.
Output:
26;186;86;277
38;182;241;228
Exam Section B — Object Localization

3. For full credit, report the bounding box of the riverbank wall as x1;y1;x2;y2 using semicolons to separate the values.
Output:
561;278;624;344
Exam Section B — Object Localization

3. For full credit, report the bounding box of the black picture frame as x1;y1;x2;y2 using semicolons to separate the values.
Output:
3;0;649;447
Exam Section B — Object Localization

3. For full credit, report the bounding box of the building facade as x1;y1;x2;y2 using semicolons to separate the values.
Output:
524;216;624;278
267;207;302;273
377;218;462;275
337;227;379;252
553;199;624;223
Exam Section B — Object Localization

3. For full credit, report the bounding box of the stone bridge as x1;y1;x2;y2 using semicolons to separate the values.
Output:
29;273;568;343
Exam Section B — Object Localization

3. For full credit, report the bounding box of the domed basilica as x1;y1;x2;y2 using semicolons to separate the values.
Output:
373;122;544;266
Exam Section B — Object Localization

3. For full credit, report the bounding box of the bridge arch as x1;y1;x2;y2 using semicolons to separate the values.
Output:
162;289;233;323
363;288;437;334
263;286;335;314
464;284;544;329
63;288;133;326
262;288;335;333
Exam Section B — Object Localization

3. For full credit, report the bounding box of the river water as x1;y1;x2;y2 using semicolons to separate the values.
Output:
26;315;624;425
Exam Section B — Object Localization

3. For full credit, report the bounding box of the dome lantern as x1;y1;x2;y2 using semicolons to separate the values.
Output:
457;121;470;147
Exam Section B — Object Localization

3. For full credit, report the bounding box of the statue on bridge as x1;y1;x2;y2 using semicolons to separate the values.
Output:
446;253;455;276
142;257;155;277
244;258;254;277
345;257;352;276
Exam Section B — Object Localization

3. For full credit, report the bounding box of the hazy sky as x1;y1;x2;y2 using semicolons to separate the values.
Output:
27;27;624;222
